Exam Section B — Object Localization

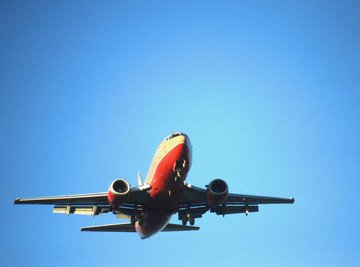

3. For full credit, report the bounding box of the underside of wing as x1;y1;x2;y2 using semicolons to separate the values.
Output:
180;183;207;206
14;193;109;205
226;193;295;205
179;182;295;219
14;186;151;217
181;183;295;206
14;193;112;216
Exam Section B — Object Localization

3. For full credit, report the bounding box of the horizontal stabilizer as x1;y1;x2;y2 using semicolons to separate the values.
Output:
162;223;199;231
80;223;199;232
81;223;136;232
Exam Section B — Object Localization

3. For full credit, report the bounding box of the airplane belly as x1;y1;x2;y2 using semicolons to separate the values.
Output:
136;141;191;238
135;211;172;239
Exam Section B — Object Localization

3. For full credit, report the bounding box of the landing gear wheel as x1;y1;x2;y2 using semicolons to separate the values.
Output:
174;160;186;182
175;170;181;181
138;216;144;226
189;217;195;226
182;217;187;226
130;216;135;226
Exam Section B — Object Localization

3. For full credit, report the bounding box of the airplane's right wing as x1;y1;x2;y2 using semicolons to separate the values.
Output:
178;181;294;222
14;185;151;216
14;193;109;205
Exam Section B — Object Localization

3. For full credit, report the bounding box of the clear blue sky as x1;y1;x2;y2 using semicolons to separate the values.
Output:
1;1;359;266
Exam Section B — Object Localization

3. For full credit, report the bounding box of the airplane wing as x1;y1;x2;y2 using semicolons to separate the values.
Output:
81;223;199;232
179;182;294;219
14;186;150;216
14;193;109;205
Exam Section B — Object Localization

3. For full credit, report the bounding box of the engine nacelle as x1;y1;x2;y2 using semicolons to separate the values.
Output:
107;179;131;208
206;179;229;208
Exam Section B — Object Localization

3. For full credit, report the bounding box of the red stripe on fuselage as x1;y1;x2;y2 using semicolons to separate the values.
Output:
148;142;190;209
135;141;191;239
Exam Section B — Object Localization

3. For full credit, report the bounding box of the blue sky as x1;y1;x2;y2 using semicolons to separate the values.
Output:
1;1;359;266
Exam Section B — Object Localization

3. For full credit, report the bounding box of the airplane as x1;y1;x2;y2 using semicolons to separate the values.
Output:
14;132;295;239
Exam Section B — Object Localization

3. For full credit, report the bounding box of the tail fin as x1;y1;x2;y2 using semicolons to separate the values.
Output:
137;171;143;186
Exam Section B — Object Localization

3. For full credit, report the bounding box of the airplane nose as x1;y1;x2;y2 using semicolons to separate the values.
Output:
165;132;189;143
184;135;191;147
164;133;192;156
179;134;187;143
177;134;191;148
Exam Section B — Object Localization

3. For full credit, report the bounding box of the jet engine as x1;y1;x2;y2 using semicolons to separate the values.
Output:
206;179;229;208
107;179;130;208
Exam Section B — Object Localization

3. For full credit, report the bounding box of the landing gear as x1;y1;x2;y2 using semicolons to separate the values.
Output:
175;172;180;182
130;216;136;225
174;160;186;182
175;167;182;182
130;215;143;225
138;216;143;225
181;214;195;226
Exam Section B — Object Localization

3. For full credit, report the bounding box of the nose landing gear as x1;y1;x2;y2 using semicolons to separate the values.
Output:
174;160;187;182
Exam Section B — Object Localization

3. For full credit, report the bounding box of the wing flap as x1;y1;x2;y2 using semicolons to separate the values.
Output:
53;205;111;216
211;205;259;215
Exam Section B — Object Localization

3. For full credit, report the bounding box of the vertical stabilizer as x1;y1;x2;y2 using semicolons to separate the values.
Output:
137;171;143;186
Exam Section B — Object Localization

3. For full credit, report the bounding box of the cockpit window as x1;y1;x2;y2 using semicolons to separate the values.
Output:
166;132;183;141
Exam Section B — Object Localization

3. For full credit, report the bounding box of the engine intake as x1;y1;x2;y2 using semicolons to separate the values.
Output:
107;179;130;208
206;179;229;208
